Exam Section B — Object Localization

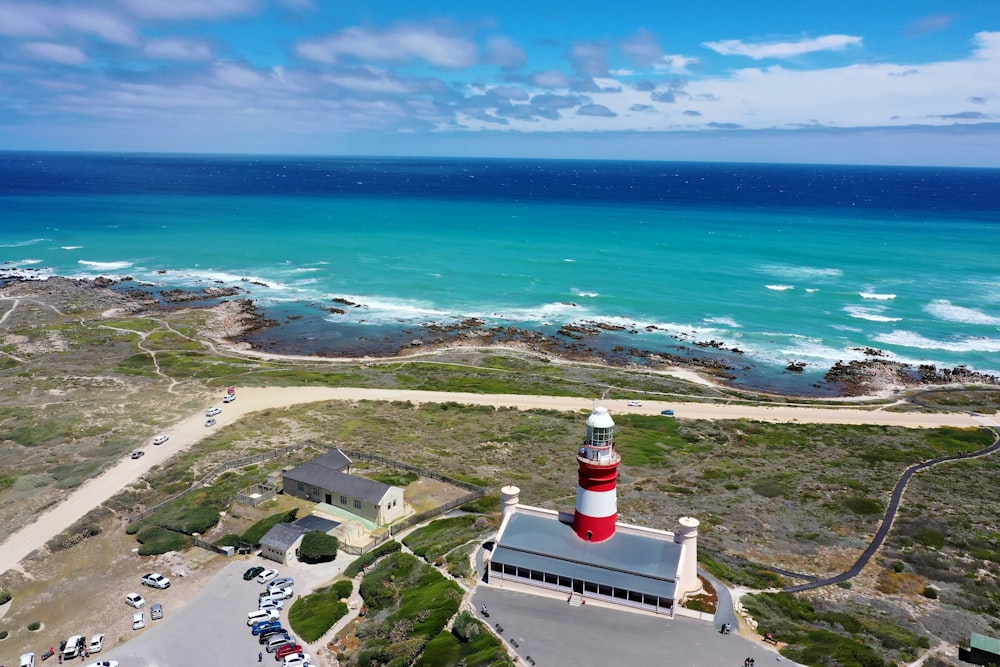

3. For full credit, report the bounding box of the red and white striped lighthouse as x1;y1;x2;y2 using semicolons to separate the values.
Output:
573;406;620;542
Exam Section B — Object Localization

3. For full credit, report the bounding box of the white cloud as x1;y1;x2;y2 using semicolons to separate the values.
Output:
620;29;661;68
0;3;136;45
484;35;526;69
211;61;270;88
653;54;699;74
23;42;87;65
532;70;573;88
121;0;257;20
297;24;477;69
705;34;863;59
144;38;213;61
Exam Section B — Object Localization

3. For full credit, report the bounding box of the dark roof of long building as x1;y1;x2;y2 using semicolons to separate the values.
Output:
490;510;682;600
283;457;394;504
260;523;311;551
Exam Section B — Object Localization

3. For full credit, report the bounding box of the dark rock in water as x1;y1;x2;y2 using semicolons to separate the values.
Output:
328;307;346;315
786;361;806;372
410;339;423;346
332;297;363;307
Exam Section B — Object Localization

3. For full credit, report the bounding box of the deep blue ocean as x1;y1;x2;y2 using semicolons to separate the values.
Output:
2;152;999;395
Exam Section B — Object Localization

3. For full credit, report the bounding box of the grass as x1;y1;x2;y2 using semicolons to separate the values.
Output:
288;580;352;642
403;515;498;564
241;509;298;546
416;611;513;667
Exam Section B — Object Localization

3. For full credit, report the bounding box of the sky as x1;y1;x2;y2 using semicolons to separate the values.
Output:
1;0;999;166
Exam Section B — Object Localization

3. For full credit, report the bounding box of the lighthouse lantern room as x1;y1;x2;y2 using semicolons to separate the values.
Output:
573;406;621;542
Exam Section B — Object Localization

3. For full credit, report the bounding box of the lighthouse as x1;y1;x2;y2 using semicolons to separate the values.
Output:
573;406;620;542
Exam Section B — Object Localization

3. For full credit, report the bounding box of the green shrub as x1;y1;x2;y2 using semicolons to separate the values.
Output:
213;533;243;548
155;501;219;535
136;525;188;555
892;561;906;573
0;629;8;640
27;620;41;631
0;590;11;605
345;540;401;577
922;587;939;600
333;579;353;599
288;586;349;643
843;496;883;515
0;473;16;490
299;532;339;562
458;495;500;514
242;510;298;547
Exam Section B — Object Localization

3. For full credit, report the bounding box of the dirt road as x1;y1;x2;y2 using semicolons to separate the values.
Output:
1;386;994;576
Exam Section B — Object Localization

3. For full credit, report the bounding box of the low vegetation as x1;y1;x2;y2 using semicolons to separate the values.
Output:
289;579;352;643
344;541;402;578
299;532;339;563
417;611;514;667
403;515;499;565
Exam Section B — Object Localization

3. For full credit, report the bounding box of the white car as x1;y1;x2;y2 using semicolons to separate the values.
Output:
223;394;236;403
141;572;171;589
626;400;643;407
19;653;35;667
125;592;146;608
265;586;293;601
152;434;169;445
205;407;222;417
258;598;285;611
247;609;281;626
88;634;105;654
256;568;278;584
132;612;145;630
283;654;312;667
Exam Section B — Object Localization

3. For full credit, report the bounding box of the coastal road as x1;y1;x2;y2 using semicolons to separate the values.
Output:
0;386;995;576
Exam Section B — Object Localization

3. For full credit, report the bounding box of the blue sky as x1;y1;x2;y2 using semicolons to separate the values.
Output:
1;0;999;165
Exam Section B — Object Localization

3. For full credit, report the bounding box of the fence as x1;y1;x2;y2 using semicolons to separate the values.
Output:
131;442;307;521
236;483;277;507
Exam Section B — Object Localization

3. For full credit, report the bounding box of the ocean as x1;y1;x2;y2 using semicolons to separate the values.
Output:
2;152;999;396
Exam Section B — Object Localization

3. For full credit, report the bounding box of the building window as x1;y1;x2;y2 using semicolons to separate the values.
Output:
340;496;347;505
297;482;304;491
354;499;362;509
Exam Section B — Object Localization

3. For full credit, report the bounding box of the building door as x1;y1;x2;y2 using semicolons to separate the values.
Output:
325;493;332;504
573;579;583;593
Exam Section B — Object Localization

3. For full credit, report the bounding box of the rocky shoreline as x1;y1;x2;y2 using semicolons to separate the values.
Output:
4;274;998;398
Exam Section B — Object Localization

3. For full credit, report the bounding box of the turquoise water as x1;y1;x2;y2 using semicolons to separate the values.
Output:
2;155;999;394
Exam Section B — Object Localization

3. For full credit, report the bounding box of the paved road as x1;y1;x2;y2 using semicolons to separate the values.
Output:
0;385;993;576
471;586;790;667
101;560;289;667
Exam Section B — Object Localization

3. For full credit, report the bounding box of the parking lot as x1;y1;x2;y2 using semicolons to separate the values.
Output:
99;554;350;667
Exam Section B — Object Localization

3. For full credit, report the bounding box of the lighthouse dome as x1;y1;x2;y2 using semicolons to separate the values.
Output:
586;406;615;428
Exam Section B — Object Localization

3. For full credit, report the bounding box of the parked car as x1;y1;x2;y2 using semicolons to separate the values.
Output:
265;634;295;652
205;407;222;417
256;568;278;584
141;572;171;589
19;653;36;667
152;434;169;445
259;629;289;646
267;577;294;591
260;586;293;601
248;609;280;626
244;566;265;581
84;661;118;667
258;598;285;611
282;653;312;667
151;603;164;620
130;450;144;459
132;612;145;630
88;634;105;654
251;619;281;635
61;635;85;659
125;592;146;608
626;400;643;406
275;644;304;660
205;418;216;427
660;409;675;416
223;394;236;403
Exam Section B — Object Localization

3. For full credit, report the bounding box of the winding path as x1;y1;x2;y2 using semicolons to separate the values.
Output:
782;425;1000;592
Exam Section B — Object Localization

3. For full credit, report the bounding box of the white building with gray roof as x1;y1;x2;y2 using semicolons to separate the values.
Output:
282;450;406;526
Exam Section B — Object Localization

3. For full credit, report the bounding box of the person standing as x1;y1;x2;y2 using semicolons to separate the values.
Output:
258;652;263;662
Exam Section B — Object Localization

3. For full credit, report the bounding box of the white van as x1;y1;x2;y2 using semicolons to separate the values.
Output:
248;609;280;626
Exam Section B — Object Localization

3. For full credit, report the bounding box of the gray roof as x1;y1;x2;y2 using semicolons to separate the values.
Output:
283;460;393;504
260;523;311;551
491;511;681;600
295;515;340;533
972;633;1000;656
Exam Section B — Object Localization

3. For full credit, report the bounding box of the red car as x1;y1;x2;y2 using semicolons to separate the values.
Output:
274;644;304;661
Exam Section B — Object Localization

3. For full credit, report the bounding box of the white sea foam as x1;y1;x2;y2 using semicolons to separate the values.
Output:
703;316;741;328
873;330;1000;353
563;259;576;262
924;300;1000;326
288;267;324;273
8;259;44;266
805;288;819;293
755;264;843;280
766;284;794;291
843;305;902;323
860;292;896;300
61;246;83;250
78;260;133;271
571;288;599;298
0;238;47;248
